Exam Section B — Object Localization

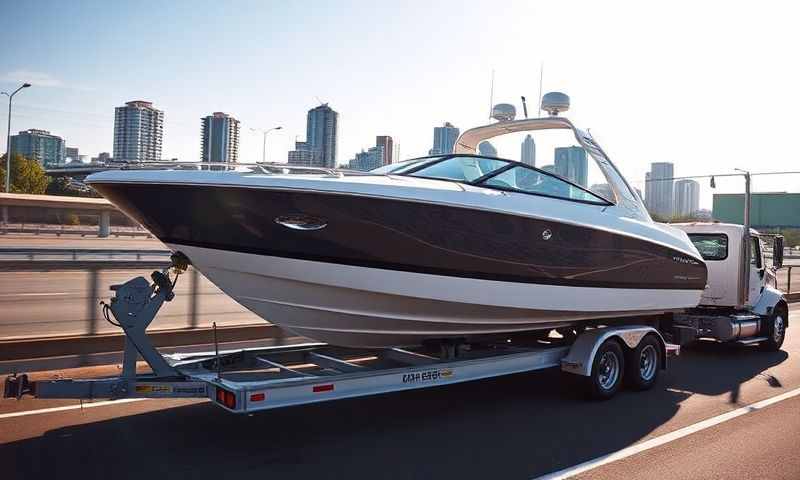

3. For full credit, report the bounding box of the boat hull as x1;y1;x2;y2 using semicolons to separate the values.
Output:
89;179;707;347
173;244;702;347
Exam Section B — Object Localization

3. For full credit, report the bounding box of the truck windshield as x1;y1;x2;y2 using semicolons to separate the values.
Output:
689;234;728;260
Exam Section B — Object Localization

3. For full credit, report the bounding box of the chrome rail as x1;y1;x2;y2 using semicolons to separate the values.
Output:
100;161;382;177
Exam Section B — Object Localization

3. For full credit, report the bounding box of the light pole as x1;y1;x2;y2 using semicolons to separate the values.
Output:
2;83;31;193
250;126;282;163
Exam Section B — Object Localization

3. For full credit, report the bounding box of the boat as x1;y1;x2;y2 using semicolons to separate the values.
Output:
86;93;707;347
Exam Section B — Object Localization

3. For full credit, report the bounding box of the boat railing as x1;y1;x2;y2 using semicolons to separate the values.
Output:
97;161;382;177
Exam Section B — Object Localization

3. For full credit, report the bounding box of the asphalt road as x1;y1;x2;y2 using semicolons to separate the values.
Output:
0;307;797;479
0;269;262;338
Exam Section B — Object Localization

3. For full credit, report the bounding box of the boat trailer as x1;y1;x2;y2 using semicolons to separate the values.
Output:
4;261;679;412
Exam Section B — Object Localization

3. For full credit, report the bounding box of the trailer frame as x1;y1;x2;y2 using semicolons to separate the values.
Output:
4;267;678;411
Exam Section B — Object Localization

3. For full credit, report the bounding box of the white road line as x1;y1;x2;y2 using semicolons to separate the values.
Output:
534;386;800;480
0;292;71;298
0;398;148;419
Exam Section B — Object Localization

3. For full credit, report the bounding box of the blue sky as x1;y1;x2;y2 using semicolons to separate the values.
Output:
2;1;799;206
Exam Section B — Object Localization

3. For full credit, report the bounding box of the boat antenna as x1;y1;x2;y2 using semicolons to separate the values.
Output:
488;69;495;119
537;62;544;117
521;96;529;118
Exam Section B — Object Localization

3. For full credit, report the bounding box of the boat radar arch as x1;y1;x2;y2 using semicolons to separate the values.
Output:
491;103;516;122
541;92;570;116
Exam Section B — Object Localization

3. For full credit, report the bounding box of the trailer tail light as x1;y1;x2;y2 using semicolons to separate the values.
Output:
313;384;334;393
216;387;236;409
250;392;265;402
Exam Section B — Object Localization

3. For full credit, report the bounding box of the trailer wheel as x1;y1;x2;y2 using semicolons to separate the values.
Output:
759;309;787;352
625;334;661;391
586;339;625;400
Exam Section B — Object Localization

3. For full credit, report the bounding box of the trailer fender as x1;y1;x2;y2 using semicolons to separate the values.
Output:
751;286;786;317
560;326;667;377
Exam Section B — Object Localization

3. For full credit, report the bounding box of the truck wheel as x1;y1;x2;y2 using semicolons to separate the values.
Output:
586;339;625;400
759;310;787;352
625;335;661;391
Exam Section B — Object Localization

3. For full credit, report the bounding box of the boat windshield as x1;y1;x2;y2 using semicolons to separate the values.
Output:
369;157;442;175
478;165;609;204
396;154;609;205
406;156;509;182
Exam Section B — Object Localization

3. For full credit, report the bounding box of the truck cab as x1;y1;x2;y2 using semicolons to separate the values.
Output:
669;222;788;350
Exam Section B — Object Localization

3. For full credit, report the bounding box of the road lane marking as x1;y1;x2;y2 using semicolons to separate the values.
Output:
0;398;149;419
0;292;71;298
534;386;800;480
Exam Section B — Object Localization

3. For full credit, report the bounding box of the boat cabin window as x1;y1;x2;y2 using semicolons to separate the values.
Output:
407;156;509;182
479;166;610;204
688;233;728;261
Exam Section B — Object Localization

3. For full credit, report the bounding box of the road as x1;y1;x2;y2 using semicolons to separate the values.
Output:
0;307;797;479
0;234;262;338
0;269;262;338
0;232;163;250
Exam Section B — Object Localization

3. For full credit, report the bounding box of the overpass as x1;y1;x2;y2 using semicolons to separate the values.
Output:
45;165;121;181
0;193;119;237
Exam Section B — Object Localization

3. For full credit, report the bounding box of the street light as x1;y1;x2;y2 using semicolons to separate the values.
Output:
2;82;31;193
250;126;282;163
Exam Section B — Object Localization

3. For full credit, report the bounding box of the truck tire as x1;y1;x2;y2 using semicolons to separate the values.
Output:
586;339;625;400
625;334;661;391
760;308;787;352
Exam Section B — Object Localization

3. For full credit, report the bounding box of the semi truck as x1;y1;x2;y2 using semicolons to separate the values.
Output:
669;223;788;351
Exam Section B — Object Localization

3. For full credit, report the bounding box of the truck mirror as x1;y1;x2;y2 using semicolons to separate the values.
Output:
773;236;784;269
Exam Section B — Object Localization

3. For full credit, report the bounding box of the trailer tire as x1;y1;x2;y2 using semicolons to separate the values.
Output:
759;307;787;352
586;339;625;400
625;334;661;391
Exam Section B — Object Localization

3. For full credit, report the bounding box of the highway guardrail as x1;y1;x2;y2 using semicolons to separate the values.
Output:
0;224;152;238
0;247;172;270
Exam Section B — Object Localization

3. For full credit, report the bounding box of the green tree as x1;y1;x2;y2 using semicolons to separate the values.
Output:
0;153;48;194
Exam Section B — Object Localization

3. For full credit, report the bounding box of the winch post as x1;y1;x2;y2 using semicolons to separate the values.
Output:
109;270;180;378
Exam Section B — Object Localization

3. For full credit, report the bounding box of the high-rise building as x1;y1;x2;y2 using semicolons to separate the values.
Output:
645;162;675;218
478;141;498;157
521;134;536;166
201;112;240;163
304;104;338;168
554;146;588;187
674;179;700;217
348;145;385;171
540;164;556;174
287;141;314;166
429;122;459;155
375;136;393;165
113;100;164;162
65;147;80;163
9;129;65;167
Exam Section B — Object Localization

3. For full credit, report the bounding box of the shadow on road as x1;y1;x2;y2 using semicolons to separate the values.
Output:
0;343;790;480
669;341;788;404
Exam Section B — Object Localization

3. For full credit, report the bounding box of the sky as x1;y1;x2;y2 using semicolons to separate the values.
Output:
2;0;799;207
